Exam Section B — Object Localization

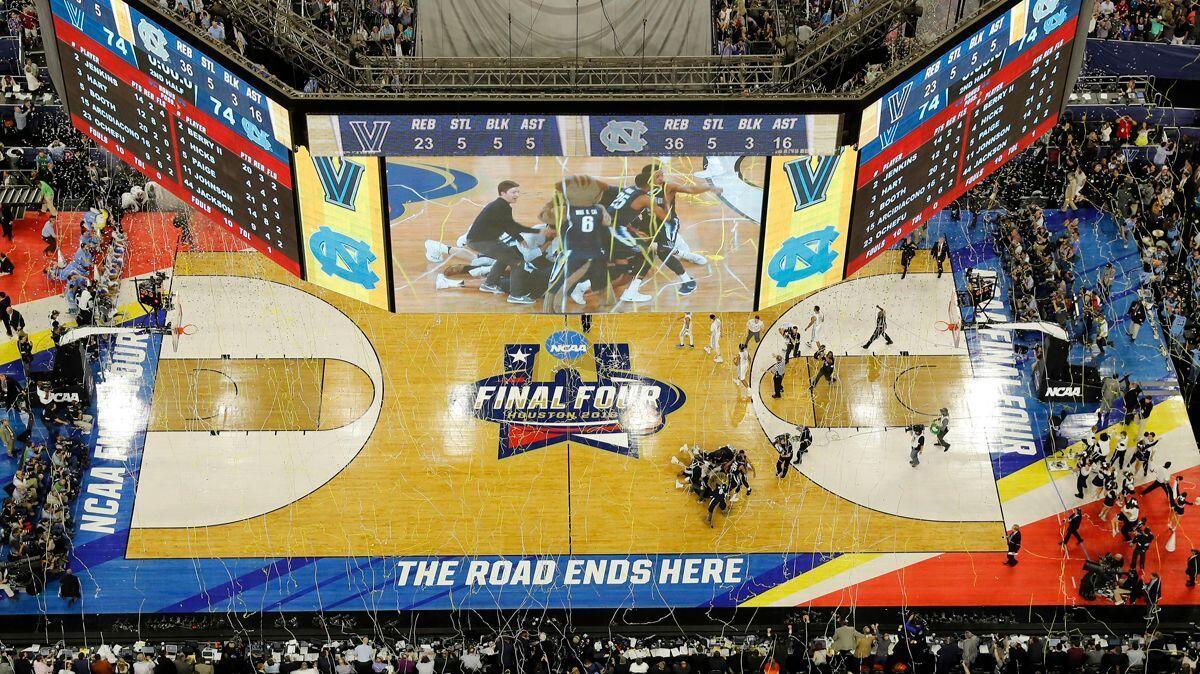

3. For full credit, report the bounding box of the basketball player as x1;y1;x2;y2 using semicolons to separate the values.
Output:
556;195;615;307
677;312;694;348
810;349;836;391
773;434;795;478
705;467;730;527
643;163;724;296
729;450;754;502
605;172;665;303
804;306;823;347
909;425;926;467
863;305;894;349
735;343;750;399
706;314;723;363
793;424;812;466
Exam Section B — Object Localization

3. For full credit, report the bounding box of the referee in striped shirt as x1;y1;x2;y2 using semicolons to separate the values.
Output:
770;354;786;398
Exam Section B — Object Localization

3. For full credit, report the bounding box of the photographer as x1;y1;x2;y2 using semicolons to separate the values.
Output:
908;425;925;468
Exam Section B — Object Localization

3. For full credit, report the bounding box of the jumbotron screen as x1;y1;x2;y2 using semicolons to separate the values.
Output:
846;0;1083;275
47;0;300;274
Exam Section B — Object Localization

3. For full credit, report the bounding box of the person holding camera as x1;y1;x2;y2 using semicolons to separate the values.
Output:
932;408;950;450
908;425;925;467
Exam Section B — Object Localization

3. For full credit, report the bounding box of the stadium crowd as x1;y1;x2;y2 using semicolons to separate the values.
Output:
712;0;779;55
967;113;1200;396
939;107;1200;605
0;0;145;600
1087;0;1200;44
1;621;1198;674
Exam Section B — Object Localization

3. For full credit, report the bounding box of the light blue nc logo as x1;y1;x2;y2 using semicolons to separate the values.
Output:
309;226;379;289
768;226;840;287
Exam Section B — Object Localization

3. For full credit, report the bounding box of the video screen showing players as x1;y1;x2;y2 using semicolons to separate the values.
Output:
388;156;766;314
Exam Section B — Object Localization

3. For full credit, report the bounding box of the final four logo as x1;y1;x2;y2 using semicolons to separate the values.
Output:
471;332;685;459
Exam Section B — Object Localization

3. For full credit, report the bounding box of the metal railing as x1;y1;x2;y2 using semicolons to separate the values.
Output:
146;0;998;98
347;54;783;94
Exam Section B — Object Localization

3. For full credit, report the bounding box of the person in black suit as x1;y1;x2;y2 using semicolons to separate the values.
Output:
5;306;23;335
1186;549;1200;587
1145;572;1162;610
1131;524;1154;570
58;568;80;605
0;292;11;336
932;236;949;278
899;236;918;279
1004;524;1022;565
0;253;13;276
1062;508;1085;546
0;207;12;241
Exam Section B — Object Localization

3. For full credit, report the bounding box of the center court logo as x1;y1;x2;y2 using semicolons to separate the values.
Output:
471;341;685;459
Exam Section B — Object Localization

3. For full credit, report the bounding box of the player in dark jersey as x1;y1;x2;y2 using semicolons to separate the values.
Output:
603;172;667;303
558;201;614;307
641;163;723;296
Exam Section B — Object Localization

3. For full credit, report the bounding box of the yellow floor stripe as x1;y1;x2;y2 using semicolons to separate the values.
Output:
996;396;1192;503
0;300;152;365
740;553;880;607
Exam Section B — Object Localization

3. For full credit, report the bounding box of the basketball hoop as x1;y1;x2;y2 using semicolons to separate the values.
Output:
171;323;195;353
935;321;960;333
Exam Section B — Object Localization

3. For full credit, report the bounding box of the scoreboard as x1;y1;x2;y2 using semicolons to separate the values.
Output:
845;0;1083;275
47;0;301;274
305;114;841;157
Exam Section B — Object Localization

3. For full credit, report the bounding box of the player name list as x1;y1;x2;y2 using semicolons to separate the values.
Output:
56;19;299;272
847;28;1074;274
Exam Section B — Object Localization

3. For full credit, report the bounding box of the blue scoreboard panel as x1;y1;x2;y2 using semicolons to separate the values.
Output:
305;114;841;157
48;0;300;274
845;0;1083;275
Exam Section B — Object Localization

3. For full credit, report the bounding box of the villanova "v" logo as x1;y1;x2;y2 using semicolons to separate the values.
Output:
885;82;914;124
65;2;86;28
312;157;365;210
783;154;840;211
347;120;392;154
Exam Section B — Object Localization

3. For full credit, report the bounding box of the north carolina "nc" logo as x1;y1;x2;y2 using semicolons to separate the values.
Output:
308;226;380;289
768;226;841;287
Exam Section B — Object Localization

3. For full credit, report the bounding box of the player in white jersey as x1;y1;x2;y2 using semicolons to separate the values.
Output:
676;312;694;348
804;306;823;347
735;343;750;399
706;313;723;363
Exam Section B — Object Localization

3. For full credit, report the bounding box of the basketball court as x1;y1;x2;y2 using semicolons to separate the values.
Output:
37;212;1200;612
125;249;999;559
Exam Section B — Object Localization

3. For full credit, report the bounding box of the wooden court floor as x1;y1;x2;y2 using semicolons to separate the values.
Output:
389;156;761;314
761;355;973;429
126;250;1003;559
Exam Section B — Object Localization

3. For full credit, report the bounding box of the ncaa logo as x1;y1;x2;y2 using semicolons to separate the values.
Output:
545;330;588;360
